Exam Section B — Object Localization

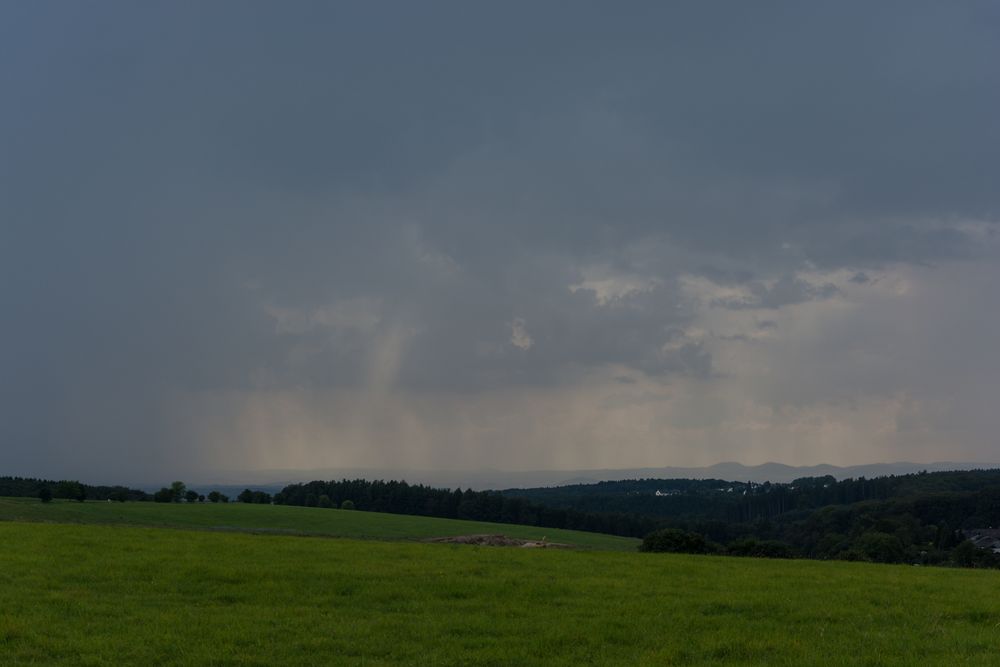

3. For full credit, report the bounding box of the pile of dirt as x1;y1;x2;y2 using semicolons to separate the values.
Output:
426;534;571;548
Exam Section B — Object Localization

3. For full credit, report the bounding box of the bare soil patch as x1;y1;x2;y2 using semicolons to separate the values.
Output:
426;534;571;548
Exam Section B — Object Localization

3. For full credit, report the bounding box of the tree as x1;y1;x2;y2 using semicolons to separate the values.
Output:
39;487;52;503
208;491;221;503
153;488;173;503
170;481;187;503
340;500;355;510
252;491;272;504
184;490;199;503
953;540;978;567
198;494;205;503
936;524;960;549
857;532;905;564
237;488;254;503
56;480;85;502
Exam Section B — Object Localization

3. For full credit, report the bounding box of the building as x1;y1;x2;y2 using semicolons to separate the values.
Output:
963;529;1000;554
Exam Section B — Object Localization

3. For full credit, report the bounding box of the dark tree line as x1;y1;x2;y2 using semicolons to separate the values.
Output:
503;469;1000;525
275;479;658;538
640;491;1000;568
1;476;148;502
237;488;272;504
153;482;265;503
153;481;190;503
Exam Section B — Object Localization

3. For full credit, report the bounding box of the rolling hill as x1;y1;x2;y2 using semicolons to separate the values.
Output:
0;496;637;551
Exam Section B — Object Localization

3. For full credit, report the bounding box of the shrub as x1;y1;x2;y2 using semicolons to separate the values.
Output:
640;528;711;554
340;500;356;510
857;532;905;564
726;538;795;559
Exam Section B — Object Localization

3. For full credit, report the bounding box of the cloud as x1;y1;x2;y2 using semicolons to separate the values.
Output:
510;318;533;351
1;1;999;479
710;275;840;310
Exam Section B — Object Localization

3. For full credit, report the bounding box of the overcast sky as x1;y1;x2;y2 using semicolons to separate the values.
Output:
3;1;999;482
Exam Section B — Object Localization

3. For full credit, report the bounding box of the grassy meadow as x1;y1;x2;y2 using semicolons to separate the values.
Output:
0;497;636;551
3;501;1000;665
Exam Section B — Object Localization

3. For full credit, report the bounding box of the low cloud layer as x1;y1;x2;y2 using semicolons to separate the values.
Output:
2;2;998;482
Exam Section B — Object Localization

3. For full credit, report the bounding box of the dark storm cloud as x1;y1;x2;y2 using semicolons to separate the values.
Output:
711;275;840;310
2;1;999;477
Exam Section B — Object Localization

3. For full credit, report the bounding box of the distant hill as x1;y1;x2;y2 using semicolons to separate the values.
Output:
500;468;1000;567
501;468;1000;520
194;461;992;490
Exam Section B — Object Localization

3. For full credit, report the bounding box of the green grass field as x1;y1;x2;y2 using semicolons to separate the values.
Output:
3;501;1000;665
0;497;637;550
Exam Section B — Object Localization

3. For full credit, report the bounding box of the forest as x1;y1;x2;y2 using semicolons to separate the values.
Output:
502;469;1000;566
0;476;148;502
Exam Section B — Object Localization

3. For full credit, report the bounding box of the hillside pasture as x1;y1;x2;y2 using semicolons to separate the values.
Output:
0;497;637;551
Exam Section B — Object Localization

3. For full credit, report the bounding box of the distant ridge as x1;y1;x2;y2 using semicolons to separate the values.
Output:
500;461;995;488
193;461;995;492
